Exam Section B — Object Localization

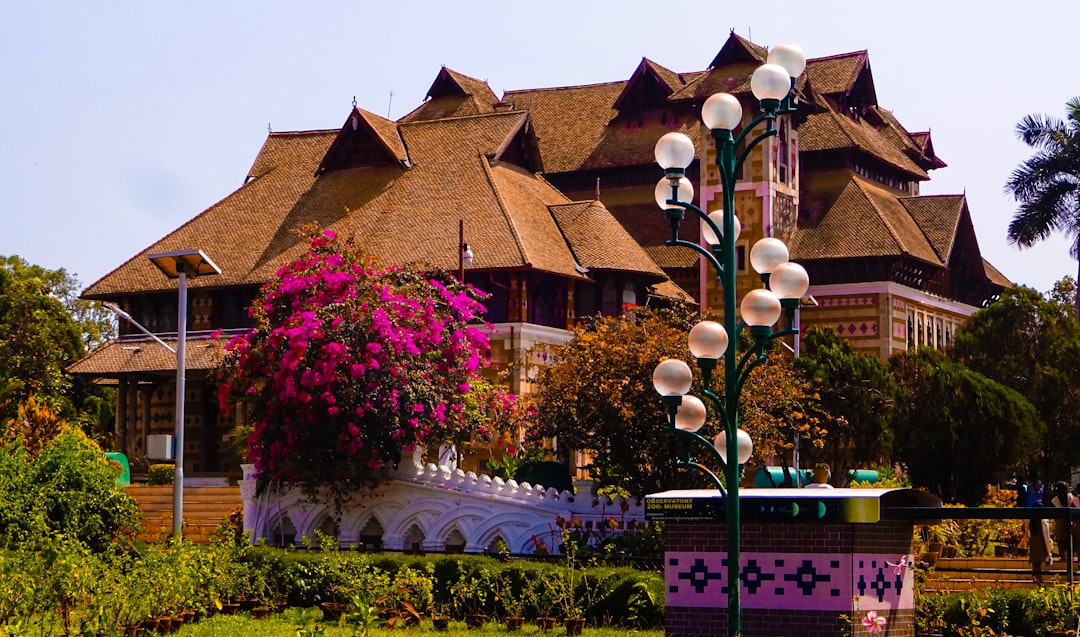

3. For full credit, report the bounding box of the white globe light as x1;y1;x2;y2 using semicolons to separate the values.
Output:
652;358;693;396
714;428;754;465
770;261;809;300
749;237;790;274
701;210;741;245
767;43;806;78
654;132;696;170
740;288;782;327
702;93;743;130
674;394;707;433
688;320;729;360
654;176;694;210
750;63;793;102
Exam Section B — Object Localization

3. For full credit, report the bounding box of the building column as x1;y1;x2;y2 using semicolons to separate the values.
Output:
115;377;128;452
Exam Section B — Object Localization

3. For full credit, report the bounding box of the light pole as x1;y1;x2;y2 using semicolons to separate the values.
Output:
650;43;808;637
458;219;474;282
147;249;222;537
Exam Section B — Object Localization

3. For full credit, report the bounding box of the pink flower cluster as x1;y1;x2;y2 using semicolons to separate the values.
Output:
218;229;504;491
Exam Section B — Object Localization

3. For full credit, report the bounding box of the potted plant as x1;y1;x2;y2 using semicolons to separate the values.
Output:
430;601;452;631
528;574;559;631
497;576;526;630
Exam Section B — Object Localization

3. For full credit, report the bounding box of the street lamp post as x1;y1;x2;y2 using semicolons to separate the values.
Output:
650;43;808;637
458;219;474;282
147;249;222;537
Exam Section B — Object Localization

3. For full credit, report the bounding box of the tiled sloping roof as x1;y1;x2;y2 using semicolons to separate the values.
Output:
68;336;224;376
549;200;666;279
708;32;768;69
804;51;868;96
869;107;947;170
84;131;336;298
798;108;929;179
613;58;687;110
399;68;498;122
644;244;701;269
648;279;697;303
789;174;939;264
85;111;626;299
983;259;1012;287
899;195;965;263
317;107;409;174
582;117;701;171
502;82;625;173
668;64;753;101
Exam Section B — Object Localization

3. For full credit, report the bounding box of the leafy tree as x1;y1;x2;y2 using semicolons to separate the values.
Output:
0;255;114;433
794;327;899;485
1005;97;1080;314
890;347;1042;504
950;284;1080;485
524;306;828;497
217;229;513;501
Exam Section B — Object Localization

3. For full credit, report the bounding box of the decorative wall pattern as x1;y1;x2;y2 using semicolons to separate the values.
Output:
665;551;914;612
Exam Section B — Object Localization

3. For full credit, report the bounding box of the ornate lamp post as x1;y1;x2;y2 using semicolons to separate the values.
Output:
650;43;808;637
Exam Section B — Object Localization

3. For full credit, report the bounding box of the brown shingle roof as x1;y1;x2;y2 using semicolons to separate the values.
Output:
85;130;335;298
899;195;965;263
502;82;625;173
549;200;666;280
399;68;498;122
789;174;939;264
804;51;868;96
68;336;224;377
84;111;671;300
799;107;929;179
644;244;701;269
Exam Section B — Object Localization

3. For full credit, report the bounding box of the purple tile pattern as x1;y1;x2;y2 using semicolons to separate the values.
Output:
665;551;914;612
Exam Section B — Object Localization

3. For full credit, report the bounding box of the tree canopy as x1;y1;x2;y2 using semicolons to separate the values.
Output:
794;327;898;485
0;255;114;434
217;229;515;500
1005;97;1080;313
950;284;1080;485
523;306;829;497
890;347;1042;504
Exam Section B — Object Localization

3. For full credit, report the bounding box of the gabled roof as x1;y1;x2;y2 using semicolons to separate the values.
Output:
798;106;930;179
708;32;768;69
86;130;336;297
83;110;670;299
399;67;499;122
316;107;409;175
789;174;940;264
804;51;869;97
549;200;666;280
502;82;626;173
899;195;966;264
613;58;688;111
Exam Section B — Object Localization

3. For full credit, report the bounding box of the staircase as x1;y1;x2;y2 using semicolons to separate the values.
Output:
923;557;1078;592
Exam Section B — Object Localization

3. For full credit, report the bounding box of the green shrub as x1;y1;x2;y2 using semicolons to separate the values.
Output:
0;429;141;551
148;463;175;485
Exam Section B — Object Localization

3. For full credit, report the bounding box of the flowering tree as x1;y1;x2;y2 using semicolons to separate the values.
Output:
218;229;514;498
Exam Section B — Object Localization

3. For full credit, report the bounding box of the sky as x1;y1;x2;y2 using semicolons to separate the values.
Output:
1;1;1077;296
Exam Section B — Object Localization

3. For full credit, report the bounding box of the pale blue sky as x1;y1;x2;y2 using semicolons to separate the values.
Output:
1;1;1077;295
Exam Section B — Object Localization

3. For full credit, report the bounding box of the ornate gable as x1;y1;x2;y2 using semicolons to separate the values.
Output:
708;31;767;69
316;107;409;175
399;67;498;122
613;58;685;111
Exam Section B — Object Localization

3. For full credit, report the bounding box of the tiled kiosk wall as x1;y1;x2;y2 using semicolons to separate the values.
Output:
664;520;915;637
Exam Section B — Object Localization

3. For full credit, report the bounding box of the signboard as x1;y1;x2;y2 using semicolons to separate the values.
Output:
645;491;881;523
645;495;725;521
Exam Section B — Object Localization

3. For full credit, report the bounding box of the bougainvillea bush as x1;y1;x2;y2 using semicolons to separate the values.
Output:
218;229;517;499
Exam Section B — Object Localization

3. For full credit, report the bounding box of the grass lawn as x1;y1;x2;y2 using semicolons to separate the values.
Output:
175;613;664;637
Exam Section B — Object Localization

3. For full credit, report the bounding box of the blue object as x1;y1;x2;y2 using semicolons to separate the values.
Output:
753;466;812;488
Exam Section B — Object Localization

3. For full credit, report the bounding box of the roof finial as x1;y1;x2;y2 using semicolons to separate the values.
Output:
352;95;357;108
268;122;272;134
387;91;394;119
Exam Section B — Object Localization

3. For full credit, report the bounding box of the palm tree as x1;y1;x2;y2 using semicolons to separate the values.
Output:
1005;96;1080;315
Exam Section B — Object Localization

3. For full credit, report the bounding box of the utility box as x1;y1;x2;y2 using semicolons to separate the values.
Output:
147;434;174;460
